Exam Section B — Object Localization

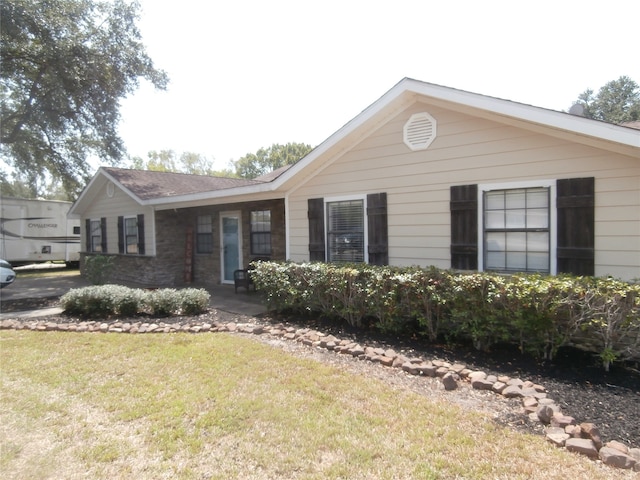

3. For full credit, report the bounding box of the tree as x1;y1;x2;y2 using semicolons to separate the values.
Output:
573;76;640;124
233;142;313;179
180;152;228;176
130;150;236;177
131;150;179;173
0;172;69;200
0;0;168;198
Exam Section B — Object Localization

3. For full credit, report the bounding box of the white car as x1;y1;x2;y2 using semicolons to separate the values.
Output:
1;259;16;289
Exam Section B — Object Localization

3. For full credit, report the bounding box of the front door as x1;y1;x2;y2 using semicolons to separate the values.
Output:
221;212;242;283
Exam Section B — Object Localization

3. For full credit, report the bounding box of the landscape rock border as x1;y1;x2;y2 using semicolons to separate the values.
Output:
2;315;639;472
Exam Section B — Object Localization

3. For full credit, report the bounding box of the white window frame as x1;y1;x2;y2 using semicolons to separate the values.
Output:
324;194;368;263
477;179;557;275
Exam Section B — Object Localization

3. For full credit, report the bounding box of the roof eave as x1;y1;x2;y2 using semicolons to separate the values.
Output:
72;79;639;216
70;167;152;216
270;79;417;190
272;79;639;190
145;180;276;209
405;80;639;153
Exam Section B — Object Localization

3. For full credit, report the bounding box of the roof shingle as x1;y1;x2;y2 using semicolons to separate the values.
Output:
103;167;262;201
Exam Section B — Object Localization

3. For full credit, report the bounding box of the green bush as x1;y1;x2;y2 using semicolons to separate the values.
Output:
398;267;451;341
145;288;180;317
447;273;512;351
251;261;640;369
60;285;210;318
60;285;144;317
250;261;301;313
83;255;115;285
566;277;640;371
176;288;211;315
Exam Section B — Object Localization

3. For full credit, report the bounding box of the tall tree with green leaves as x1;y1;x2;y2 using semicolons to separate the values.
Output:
233;142;313;179
0;170;70;200
135;150;179;173
129;150;236;177
573;76;640;124
1;0;168;198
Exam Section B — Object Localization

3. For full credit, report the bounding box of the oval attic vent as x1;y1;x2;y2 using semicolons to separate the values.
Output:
403;112;437;151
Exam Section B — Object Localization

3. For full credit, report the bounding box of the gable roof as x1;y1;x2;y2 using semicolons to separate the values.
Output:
271;78;639;191
102;167;261;201
70;78;639;216
69;164;296;215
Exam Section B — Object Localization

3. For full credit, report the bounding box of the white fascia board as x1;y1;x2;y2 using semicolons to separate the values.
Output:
144;180;277;209
68;167;111;217
145;82;415;208
272;78;638;193
271;79;415;190
71;167;149;216
405;80;640;149
76;79;638;214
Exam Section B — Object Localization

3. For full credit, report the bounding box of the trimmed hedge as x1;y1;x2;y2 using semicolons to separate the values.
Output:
60;285;210;318
251;261;640;370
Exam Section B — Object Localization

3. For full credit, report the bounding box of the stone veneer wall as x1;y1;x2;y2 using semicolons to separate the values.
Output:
82;199;286;288
80;253;174;287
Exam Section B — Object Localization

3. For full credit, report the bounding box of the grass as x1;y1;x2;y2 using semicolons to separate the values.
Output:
0;331;632;479
12;264;79;279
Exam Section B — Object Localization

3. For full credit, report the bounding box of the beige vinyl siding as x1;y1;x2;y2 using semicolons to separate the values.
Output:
595;174;640;279
81;180;156;256
287;103;640;280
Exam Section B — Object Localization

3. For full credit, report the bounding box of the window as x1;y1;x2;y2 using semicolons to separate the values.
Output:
250;210;271;256
308;194;388;265
124;216;139;254
90;219;102;252
196;215;213;254
451;179;593;276
483;187;550;273
326;199;364;262
117;214;145;255
85;218;106;253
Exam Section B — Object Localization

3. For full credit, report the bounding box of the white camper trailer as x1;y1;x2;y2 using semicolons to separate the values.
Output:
0;197;81;266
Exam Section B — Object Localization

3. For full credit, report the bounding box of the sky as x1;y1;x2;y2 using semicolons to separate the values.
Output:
118;0;640;171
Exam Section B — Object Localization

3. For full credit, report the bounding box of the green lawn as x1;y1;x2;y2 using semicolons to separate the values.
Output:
0;331;629;479
12;265;79;279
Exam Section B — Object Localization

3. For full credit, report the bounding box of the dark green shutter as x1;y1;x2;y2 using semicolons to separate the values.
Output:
117;216;124;254
100;217;107;253
367;192;388;265
450;184;478;270
137;214;145;255
557;177;594;276
308;198;325;261
85;219;91;252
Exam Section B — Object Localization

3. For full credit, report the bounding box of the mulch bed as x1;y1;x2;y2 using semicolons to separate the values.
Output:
1;297;61;312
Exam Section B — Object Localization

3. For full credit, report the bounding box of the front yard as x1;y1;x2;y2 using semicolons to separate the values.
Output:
0;330;632;479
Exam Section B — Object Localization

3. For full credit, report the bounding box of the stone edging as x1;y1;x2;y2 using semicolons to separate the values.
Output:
1;316;639;471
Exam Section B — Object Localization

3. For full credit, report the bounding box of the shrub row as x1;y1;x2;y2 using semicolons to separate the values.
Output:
60;285;210;318
251;261;640;370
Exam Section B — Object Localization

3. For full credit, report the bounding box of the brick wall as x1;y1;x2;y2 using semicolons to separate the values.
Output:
82;198;286;288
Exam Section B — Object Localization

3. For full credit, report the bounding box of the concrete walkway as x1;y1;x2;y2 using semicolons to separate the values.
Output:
0;272;268;319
